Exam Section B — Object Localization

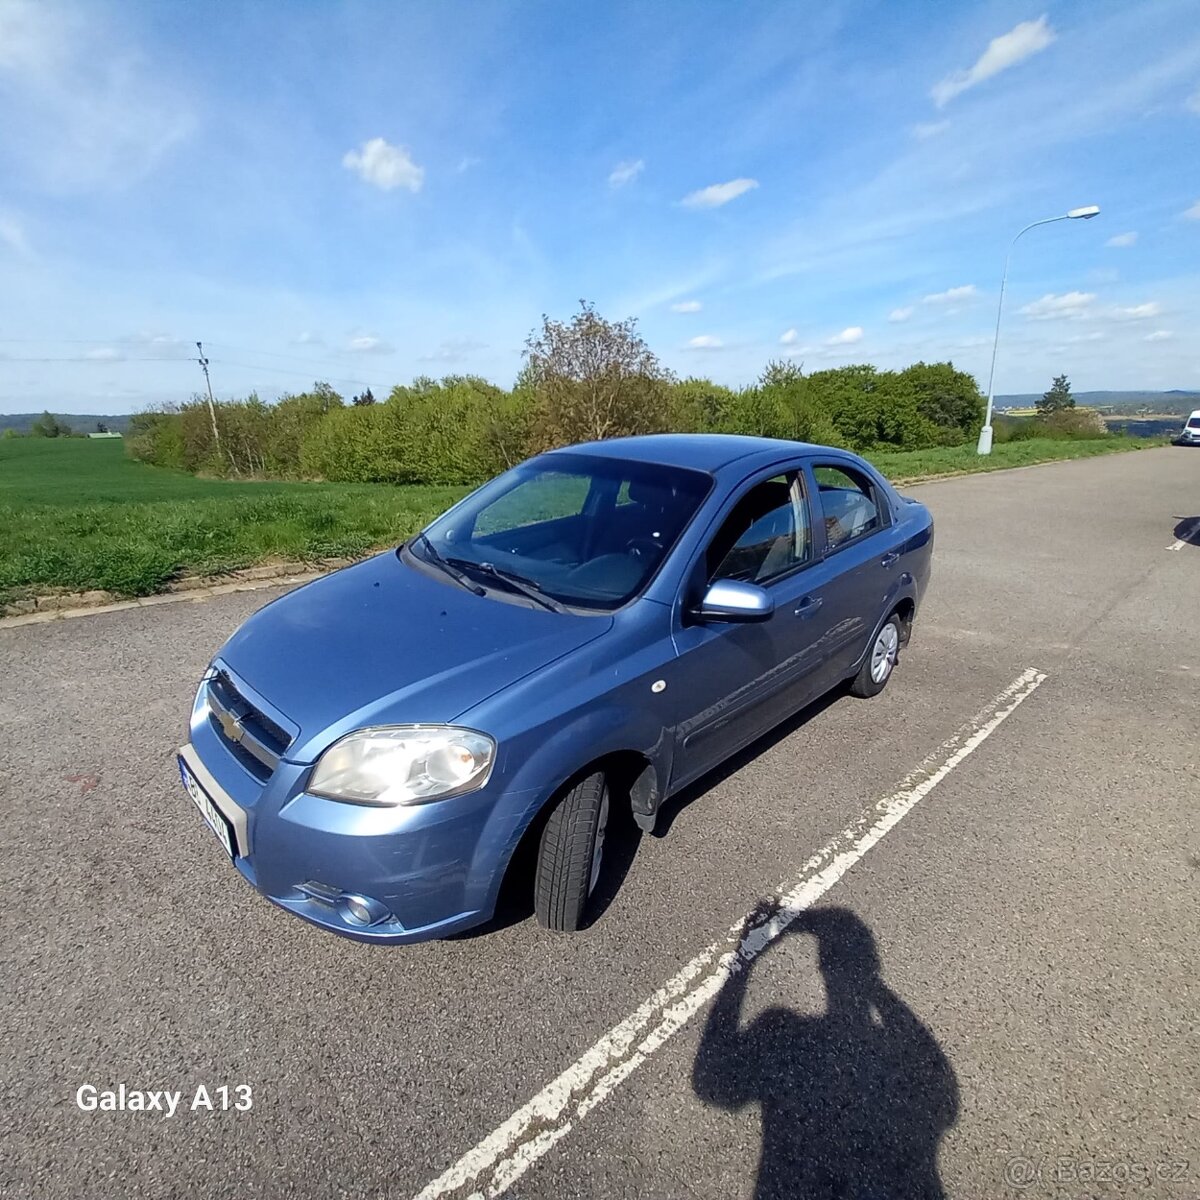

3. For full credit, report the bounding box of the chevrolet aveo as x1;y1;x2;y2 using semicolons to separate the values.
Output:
178;434;934;942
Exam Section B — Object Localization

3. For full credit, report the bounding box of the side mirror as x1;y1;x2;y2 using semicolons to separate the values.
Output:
695;579;774;623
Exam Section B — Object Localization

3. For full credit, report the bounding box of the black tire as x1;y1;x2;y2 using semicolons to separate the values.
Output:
534;771;609;933
849;613;903;699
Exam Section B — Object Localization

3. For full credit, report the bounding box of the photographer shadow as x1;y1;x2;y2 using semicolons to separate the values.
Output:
693;906;958;1200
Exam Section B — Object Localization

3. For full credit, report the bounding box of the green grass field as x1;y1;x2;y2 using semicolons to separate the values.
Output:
0;439;461;603
0;433;1160;605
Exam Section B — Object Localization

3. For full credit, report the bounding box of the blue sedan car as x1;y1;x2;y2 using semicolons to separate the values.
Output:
178;435;933;942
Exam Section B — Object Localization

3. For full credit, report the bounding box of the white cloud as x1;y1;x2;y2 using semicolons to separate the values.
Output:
780;329;799;345
785;346;813;359
418;337;487;363
923;284;977;305
1019;291;1096;320
1144;330;1174;342
826;326;864;346
347;334;394;354
0;211;32;257
686;335;724;350
608;159;644;188
1110;301;1162;320
457;156;481;173
84;347;122;361
889;307;914;323
913;120;950;140
932;15;1056;107
342;138;424;192
122;332;190;358
1105;231;1138;248
1184;199;1200;220
680;178;758;209
0;0;193;191
670;299;703;313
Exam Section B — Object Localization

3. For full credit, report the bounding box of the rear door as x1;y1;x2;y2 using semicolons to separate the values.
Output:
802;458;901;690
667;466;841;788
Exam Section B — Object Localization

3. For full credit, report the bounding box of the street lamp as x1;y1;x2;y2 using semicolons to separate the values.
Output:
977;204;1101;455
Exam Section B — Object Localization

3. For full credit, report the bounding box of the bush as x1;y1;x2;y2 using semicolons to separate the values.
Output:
665;377;737;432
126;408;187;468
1039;408;1109;439
300;376;521;485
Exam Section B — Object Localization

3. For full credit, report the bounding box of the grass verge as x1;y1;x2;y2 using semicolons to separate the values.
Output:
0;434;1164;606
868;434;1161;481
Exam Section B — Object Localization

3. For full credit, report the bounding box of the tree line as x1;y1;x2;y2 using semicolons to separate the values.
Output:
124;302;1095;484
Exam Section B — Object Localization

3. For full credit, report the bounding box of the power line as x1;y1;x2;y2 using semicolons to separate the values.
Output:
205;341;387;367
0;352;376;387
206;357;375;388
0;356;188;363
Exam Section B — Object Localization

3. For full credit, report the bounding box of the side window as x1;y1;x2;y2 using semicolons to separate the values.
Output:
706;474;812;585
813;464;882;551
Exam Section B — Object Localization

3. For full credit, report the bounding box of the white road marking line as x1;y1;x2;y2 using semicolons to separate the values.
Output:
413;666;1049;1200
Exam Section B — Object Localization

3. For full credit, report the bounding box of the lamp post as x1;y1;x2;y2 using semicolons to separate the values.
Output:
977;204;1100;455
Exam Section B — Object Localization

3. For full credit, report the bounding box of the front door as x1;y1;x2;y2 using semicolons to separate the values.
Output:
668;469;838;789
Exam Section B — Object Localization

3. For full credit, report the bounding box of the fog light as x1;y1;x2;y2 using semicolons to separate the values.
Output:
336;893;390;927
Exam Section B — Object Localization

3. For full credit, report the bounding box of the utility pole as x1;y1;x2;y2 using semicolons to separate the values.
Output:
196;341;222;454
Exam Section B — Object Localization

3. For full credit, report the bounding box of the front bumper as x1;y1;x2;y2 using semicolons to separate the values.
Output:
180;678;540;943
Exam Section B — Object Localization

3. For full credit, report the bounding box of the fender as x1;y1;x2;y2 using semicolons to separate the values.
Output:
849;575;919;676
466;704;674;916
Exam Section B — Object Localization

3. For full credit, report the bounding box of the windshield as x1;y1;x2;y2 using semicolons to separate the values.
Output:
413;452;712;610
1187;416;1200;429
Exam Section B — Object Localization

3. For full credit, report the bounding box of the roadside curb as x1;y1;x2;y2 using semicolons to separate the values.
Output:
0;561;351;629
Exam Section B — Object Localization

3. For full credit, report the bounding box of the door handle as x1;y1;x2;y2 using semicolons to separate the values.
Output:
880;551;900;568
793;595;824;618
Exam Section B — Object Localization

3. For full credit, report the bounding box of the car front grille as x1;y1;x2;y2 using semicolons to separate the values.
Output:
206;670;292;778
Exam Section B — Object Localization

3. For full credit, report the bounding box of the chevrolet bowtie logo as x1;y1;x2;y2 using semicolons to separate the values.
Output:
216;707;246;745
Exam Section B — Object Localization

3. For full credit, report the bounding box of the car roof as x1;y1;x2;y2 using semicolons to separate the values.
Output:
546;433;830;473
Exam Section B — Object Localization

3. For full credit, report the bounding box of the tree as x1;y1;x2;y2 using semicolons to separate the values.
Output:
96;422;109;433
352;387;376;406
1037;374;1074;416
896;362;984;441
30;410;69;438
523;301;675;448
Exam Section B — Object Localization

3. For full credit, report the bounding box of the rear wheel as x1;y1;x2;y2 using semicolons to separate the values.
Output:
534;772;609;932
849;613;901;698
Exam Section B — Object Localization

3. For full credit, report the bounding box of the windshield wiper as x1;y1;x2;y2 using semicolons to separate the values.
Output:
410;534;486;596
445;557;568;613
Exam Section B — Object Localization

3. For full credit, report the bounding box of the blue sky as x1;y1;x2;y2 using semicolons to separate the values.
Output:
1;0;1198;414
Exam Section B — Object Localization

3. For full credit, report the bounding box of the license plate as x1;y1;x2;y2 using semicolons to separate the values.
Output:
179;758;236;860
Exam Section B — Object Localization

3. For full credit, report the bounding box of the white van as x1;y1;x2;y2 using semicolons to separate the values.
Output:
1176;410;1200;446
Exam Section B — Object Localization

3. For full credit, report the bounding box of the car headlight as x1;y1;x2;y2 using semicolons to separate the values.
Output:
308;725;496;806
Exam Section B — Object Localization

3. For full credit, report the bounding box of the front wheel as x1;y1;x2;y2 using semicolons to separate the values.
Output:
534;772;609;932
849;614;902;698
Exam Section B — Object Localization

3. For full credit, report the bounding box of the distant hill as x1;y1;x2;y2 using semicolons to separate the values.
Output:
996;391;1200;415
0;412;135;436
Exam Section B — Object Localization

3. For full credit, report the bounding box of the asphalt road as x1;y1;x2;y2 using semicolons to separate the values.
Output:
2;447;1197;1200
